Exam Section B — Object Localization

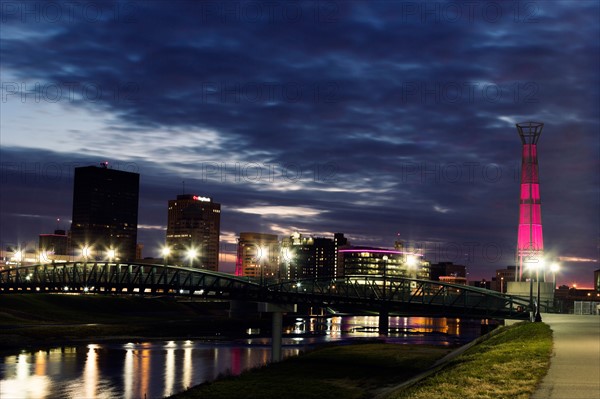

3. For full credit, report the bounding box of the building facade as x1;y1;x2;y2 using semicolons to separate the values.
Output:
39;229;69;260
235;232;279;281
71;164;139;261
279;232;345;280
339;247;430;279
166;194;221;271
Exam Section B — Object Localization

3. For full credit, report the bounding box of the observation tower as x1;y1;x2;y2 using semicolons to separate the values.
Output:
516;122;544;281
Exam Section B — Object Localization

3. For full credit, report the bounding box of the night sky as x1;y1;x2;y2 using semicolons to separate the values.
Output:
1;1;598;286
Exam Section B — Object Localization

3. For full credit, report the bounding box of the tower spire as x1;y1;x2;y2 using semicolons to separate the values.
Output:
516;122;544;281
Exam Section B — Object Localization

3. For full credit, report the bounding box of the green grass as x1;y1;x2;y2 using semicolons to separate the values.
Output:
170;343;451;399
386;322;553;399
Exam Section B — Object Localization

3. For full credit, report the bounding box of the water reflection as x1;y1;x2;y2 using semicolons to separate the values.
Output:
0;316;486;398
1;342;299;399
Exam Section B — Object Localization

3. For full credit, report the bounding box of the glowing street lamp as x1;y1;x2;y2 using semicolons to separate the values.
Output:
161;246;171;266
107;248;116;262
81;245;92;261
186;248;198;267
256;245;269;285
13;249;23;267
526;258;545;322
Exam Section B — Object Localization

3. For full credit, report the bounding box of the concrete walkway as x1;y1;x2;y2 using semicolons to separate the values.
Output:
532;314;600;399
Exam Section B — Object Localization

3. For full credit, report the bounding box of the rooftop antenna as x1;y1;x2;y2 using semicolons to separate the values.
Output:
182;180;185;195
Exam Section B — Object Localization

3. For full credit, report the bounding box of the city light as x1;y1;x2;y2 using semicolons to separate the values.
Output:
107;248;116;261
186;248;198;267
406;255;417;267
81;245;92;260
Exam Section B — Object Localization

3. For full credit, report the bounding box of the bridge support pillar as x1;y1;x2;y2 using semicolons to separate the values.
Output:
378;308;389;336
258;302;297;363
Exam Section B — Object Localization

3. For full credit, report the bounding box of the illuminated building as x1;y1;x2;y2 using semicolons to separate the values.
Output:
493;266;517;293
516;122;545;281
166;194;221;270
71;164;139;261
339;247;429;279
279;232;346;280
235;232;279;281
38;230;69;257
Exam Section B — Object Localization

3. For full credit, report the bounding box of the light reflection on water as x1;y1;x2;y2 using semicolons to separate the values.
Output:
0;316;486;398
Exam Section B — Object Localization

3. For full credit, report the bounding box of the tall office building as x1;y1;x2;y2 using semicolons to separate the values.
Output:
71;164;140;261
235;232;279;280
166;194;221;271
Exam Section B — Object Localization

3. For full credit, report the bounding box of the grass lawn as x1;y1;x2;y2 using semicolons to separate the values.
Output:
387;322;552;399
171;322;552;399
170;343;452;399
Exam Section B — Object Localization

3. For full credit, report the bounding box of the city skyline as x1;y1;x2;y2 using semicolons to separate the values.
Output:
1;1;598;286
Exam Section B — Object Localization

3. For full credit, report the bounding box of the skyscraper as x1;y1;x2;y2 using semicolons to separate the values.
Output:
166;194;221;271
71;163;140;261
516;122;544;281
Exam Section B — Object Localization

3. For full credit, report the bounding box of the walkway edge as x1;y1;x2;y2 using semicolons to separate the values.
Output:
372;321;527;399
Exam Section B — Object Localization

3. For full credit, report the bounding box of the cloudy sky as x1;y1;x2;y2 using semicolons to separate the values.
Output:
1;1;598;286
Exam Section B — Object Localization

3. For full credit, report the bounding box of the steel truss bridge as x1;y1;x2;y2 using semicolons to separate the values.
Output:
0;262;531;320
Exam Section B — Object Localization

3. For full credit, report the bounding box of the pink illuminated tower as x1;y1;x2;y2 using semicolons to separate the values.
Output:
516;122;544;281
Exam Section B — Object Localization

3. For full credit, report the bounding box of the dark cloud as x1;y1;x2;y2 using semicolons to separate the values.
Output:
1;1;598;284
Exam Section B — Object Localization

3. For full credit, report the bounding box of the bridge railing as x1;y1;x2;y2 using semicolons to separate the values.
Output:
266;275;530;318
1;265;530;319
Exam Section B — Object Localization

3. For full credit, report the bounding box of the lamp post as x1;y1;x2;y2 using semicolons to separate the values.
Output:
161;246;171;267
550;262;559;311
81;245;91;262
186;248;197;268
534;259;544;322
107;248;116;262
526;260;534;321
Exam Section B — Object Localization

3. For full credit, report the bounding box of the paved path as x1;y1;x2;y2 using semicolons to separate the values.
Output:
532;314;600;399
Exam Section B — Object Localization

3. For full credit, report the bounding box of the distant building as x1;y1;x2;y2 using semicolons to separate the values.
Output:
469;279;492;290
595;269;600;292
429;262;466;281
235;232;279;281
493;266;517;293
166;194;221;271
280;232;346;280
70;164;139;261
339;246;429;279
39;229;69;258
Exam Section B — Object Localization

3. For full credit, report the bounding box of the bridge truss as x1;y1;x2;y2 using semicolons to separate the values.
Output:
0;262;530;319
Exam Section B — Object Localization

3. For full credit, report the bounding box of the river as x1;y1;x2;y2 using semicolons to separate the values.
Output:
0;316;490;399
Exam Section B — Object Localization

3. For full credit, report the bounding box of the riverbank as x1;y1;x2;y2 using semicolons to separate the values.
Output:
169;322;552;399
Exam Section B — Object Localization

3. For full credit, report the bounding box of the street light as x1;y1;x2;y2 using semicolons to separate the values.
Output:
161;246;171;266
550;262;560;289
186;248;197;268
81;245;92;261
107;248;116;262
13;249;23;267
534;259;545;322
